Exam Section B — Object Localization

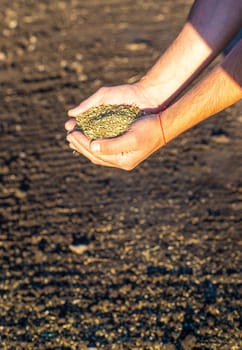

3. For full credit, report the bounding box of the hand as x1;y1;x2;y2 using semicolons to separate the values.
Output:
66;113;166;170
65;83;162;132
65;83;165;170
68;82;161;115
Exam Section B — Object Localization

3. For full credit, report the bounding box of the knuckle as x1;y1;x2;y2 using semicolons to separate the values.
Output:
124;165;134;171
120;161;135;171
91;158;99;165
117;154;134;171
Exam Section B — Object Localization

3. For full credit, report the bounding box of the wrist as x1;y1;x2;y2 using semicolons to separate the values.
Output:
157;111;167;146
135;22;215;108
132;79;162;108
134;76;177;109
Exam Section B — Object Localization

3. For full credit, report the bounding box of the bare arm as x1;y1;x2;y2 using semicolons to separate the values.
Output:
67;40;241;170
66;0;242;170
137;0;242;106
162;39;242;143
66;0;242;118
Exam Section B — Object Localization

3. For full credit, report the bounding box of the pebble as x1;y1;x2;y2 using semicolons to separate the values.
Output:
14;189;27;199
69;244;89;254
0;52;6;61
8;20;18;29
211;135;230;144
125;42;148;51
181;335;196;350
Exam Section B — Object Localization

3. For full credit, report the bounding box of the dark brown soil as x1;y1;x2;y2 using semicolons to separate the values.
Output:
0;1;241;349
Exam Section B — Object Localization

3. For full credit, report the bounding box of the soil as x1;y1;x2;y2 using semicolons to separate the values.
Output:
0;1;241;349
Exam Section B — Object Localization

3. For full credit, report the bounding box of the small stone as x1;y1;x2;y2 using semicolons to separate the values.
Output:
19;152;27;159
27;44;36;52
8;20;18;29
69;244;88;254
161;344;176;350
0;166;9;174
29;35;37;44
0;52;6;61
3;29;11;37
23;16;34;23
37;64;46;72
181;335;196;350
14;189;27;199
76;53;83;61
71;61;84;73
78;73;88;81
60;60;68;68
126;42;148;51
211;135;230;144
15;124;22;132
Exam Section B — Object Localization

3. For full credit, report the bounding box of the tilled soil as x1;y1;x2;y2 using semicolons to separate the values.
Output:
0;1;241;349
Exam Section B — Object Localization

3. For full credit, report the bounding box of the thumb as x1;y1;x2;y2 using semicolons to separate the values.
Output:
90;132;136;155
68;93;101;117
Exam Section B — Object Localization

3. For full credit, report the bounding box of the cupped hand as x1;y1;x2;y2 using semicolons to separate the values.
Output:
65;83;161;132
66;112;166;170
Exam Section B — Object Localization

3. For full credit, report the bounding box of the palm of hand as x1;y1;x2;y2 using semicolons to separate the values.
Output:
65;83;164;170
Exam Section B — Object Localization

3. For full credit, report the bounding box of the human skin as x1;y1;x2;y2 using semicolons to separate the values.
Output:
65;0;242;170
66;41;242;170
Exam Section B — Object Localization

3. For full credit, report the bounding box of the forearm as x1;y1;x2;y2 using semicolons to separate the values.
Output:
137;0;242;106
162;40;242;143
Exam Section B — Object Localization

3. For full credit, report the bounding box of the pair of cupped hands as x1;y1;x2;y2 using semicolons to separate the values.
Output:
65;83;166;170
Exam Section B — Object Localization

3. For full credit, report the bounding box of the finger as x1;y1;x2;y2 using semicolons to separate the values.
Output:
67;130;90;150
95;151;139;171
68;138;99;163
65;118;77;131
90;131;137;155
69;135;141;170
67;132;115;167
91;114;161;156
68;92;102;117
70;142;117;168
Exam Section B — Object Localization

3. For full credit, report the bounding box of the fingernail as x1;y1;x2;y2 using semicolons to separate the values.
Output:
67;134;73;142
68;109;78;117
90;142;100;153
